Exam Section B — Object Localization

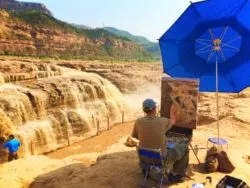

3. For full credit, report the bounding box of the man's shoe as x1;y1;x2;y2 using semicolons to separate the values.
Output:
168;173;185;183
173;174;185;183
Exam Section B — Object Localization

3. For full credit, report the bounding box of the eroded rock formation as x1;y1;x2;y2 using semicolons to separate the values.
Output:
58;61;162;93
0;60;131;162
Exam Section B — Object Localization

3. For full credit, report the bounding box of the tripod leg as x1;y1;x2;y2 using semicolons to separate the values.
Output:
189;144;201;164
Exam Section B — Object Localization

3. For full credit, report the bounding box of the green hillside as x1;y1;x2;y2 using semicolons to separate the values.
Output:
104;27;161;60
13;10;130;41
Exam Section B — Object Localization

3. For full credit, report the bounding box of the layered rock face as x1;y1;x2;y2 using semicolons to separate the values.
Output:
58;61;162;93
0;60;131;161
0;10;150;60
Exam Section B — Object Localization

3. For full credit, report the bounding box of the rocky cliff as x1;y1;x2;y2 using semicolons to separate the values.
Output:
0;0;52;16
0;9;152;61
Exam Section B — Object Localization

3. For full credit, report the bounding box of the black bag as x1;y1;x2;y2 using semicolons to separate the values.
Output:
216;175;249;188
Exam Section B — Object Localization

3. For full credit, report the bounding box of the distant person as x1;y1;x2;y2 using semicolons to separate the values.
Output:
3;134;21;162
132;99;189;183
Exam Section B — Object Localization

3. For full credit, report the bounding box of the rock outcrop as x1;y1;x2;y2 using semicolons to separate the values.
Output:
58;61;162;93
0;0;52;16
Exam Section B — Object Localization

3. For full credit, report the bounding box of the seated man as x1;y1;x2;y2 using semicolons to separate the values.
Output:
3;134;21;162
131;99;189;183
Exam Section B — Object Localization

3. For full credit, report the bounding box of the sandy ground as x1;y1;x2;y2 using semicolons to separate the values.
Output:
0;120;249;188
45;120;250;188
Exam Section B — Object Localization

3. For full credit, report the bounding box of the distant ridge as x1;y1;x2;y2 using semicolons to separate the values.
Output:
71;23;92;30
103;27;160;60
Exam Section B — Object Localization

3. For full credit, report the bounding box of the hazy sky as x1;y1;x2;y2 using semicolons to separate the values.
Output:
18;0;201;42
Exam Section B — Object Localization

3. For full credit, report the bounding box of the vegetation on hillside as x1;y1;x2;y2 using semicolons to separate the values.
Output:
104;27;161;60
12;10;130;41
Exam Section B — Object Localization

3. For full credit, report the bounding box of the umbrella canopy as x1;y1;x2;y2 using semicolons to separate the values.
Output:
159;0;250;93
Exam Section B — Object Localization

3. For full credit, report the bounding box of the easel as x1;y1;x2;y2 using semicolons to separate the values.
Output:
161;77;201;164
189;144;201;164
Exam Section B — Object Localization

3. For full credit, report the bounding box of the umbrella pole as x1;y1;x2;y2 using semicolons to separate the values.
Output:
216;57;220;151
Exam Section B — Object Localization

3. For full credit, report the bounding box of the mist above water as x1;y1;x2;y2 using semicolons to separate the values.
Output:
124;83;161;117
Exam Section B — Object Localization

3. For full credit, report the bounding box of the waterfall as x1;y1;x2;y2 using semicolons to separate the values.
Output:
0;72;4;85
0;68;132;159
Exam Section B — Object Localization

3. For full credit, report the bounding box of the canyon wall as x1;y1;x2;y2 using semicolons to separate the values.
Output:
0;10;151;61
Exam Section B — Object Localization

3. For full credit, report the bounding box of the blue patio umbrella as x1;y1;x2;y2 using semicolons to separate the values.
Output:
159;0;250;145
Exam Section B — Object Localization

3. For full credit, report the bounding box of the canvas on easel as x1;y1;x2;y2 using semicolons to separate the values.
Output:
161;77;199;129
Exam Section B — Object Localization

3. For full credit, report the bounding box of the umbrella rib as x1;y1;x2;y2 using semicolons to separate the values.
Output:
208;28;216;41
219;49;226;61
223;35;240;42
196;49;214;54
221;48;238;52
196;44;213;53
208;50;215;61
221;35;241;46
219;26;229;42
196;40;212;46
221;44;239;52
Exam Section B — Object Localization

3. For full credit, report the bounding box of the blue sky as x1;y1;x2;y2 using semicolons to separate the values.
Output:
19;0;200;42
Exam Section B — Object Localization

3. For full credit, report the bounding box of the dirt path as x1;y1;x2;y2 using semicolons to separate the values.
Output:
46;122;134;160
